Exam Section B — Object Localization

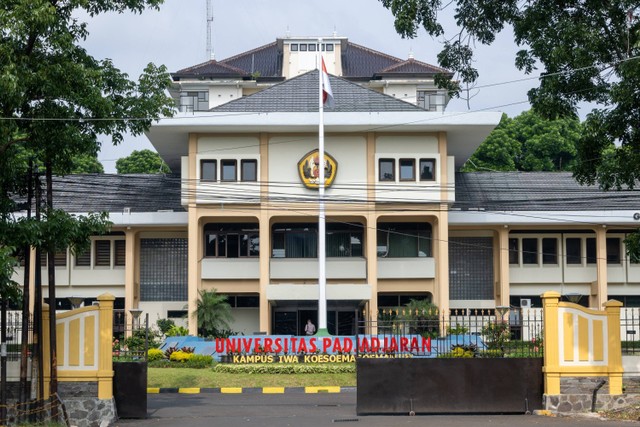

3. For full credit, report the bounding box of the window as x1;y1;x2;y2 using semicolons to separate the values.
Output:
542;238;558;264
377;223;432;258
300;44;307;51
290;44;298;51
607;237;621;264
114;240;126;266
75;248;91;267
586;238;597;264
566;238;582;264
308;43;317;52
54;250;67;267
94;240;111;266
417;90;447;111
270;223;363;258
241;159;257;181
419;159;435;181
379;159;395;181
508;238;519;264
204;223;259;258
522;238;538;265
399;159;415;181
325;44;334;52
221;159;237;181
201;160;217;181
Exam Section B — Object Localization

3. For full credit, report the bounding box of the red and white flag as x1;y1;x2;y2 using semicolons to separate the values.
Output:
321;58;334;108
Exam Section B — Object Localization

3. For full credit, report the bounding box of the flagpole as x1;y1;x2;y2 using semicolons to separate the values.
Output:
317;37;328;335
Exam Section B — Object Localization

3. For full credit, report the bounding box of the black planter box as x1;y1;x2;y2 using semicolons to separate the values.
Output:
113;361;147;419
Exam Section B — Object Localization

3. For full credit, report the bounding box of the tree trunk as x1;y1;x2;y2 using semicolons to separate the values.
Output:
19;161;33;408
45;163;58;417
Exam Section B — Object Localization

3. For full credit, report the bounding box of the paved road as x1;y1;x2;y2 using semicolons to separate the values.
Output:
115;391;637;427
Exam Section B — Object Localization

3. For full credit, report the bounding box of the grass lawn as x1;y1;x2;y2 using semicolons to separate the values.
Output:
147;367;356;388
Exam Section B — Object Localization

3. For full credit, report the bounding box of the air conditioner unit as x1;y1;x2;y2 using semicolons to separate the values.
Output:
520;298;532;308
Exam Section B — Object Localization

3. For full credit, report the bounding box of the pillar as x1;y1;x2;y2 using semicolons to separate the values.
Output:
594;227;608;308
497;227;510;307
542;291;561;395
97;293;115;399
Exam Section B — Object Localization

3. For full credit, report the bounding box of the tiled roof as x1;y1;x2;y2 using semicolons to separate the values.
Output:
455;172;640;211
44;174;184;213
172;39;450;81
211;70;426;113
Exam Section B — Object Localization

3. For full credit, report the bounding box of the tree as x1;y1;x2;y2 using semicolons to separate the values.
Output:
194;289;233;338
380;0;640;256
0;0;174;406
116;149;171;174
67;154;104;174
463;110;582;172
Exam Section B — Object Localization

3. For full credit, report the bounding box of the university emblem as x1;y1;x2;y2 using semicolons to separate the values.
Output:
297;149;338;189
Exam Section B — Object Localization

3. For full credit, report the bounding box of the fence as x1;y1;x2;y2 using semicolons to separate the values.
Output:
357;307;544;358
112;310;149;361
620;308;640;355
2;311;34;361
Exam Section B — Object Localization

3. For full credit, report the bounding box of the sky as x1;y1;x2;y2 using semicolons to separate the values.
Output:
78;0;589;172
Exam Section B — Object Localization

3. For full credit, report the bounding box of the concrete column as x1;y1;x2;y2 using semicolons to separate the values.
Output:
541;291;561;395
123;229;137;314
187;133;200;335
594;227;608;308
366;212;378;327
497;227;510;307
259;133;271;333
434;211;450;317
97;293;115;400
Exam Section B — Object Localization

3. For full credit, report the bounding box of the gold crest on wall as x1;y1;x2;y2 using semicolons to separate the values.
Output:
297;150;338;189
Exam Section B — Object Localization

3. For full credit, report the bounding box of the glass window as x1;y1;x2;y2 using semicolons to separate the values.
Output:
114;240;126;266
326;223;363;257
94;240;111;267
377;223;432;258
204;224;259;258
379;159;395;181
522;238;538;265
290;44;298;51
508;238;519;264
566;238;582;265
54;250;67;267
221;159;237;181
241;159;257;181
308;43;317;52
399;159;415;181
607;237;621;264
201;160;217;181
419;159;435;181
542;238;558;265
586;238;597;264
299;44;307;51
75;247;91;267
325;44;334;52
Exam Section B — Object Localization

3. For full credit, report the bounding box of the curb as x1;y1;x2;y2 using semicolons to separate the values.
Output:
148;386;356;394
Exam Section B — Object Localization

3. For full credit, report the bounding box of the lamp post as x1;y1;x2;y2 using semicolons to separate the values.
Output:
67;297;84;310
129;308;143;331
496;305;510;322
564;293;583;305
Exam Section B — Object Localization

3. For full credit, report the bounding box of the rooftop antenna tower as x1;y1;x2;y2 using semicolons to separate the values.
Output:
206;0;214;60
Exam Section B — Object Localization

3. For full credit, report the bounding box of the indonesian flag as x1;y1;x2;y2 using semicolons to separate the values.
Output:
321;58;334;108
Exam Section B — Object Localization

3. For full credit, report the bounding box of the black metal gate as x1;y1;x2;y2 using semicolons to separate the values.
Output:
357;358;543;414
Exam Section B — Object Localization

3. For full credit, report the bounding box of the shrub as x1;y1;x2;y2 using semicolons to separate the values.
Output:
166;325;189;337
185;354;214;368
170;350;194;363
148;348;164;362
447;325;469;335
213;363;355;374
476;349;504;358
157;318;175;335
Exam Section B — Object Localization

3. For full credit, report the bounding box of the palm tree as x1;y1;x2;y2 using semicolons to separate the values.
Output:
193;289;233;338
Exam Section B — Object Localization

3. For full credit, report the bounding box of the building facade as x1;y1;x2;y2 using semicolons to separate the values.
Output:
13;37;640;336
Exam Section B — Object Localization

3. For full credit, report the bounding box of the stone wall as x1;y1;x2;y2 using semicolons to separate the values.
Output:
545;394;640;414
59;381;117;427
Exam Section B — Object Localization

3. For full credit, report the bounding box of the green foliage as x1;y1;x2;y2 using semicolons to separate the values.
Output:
185;354;214;368
476;349;504;358
402;299;440;338
156;318;175;335
463;110;582;172
380;0;640;257
166;325;189;337
213;363;355;375
194;289;233;338
446;325;469;335
0;0;174;298
147;348;164;362
116;149;171;174
67;153;104;174
481;321;510;351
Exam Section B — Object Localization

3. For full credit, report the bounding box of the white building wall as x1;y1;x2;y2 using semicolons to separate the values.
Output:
268;135;367;201
209;85;243;108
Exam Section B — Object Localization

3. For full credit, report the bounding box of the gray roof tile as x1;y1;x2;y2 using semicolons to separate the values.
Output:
455;172;640;211
47;174;184;213
211;70;426;113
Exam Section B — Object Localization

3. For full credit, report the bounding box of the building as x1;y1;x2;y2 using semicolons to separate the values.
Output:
12;36;640;336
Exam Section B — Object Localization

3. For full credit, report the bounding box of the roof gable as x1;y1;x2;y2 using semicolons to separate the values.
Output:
211;69;427;113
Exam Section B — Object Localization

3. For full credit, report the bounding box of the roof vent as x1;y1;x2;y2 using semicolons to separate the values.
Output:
123;207;131;214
